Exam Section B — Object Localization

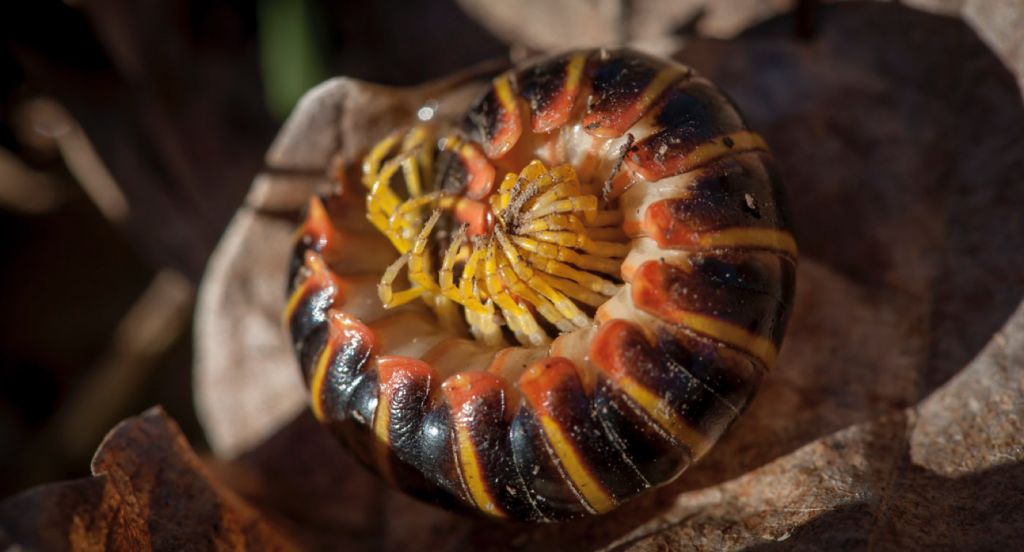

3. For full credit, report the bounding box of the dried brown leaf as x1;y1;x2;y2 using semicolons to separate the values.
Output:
0;407;299;551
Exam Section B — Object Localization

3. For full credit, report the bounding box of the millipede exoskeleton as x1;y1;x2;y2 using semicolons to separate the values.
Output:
285;48;796;522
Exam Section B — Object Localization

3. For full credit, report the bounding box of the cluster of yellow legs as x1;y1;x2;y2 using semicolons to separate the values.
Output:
362;127;628;347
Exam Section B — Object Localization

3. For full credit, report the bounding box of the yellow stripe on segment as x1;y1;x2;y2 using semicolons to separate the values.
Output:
284;256;325;324
309;344;333;421
454;422;505;518
587;67;685;138
373;393;390;443
615;375;712;457
681;130;769;171
667;311;778;370
283;254;339;326
493;74;517;112
638;68;685;114
537;416;616;514
565;51;588;90
697;228;799;260
362;133;400;189
373;391;395;485
284;281;307;327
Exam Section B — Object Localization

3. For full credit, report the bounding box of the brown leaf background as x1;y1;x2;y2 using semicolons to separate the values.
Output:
2;1;1024;551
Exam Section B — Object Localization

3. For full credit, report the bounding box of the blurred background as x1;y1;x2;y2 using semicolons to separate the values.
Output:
2;0;1021;513
4;1;1024;549
0;0;513;498
2;0;805;499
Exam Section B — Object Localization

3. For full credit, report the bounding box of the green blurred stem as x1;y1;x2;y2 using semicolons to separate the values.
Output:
258;0;328;121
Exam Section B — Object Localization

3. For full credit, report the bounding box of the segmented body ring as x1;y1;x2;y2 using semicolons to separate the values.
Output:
285;48;796;522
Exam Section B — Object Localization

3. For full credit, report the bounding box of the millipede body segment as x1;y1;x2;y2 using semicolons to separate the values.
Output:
285;49;796;522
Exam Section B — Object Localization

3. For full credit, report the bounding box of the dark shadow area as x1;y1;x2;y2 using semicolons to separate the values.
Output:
315;0;508;88
230;411;387;550
2;0;508;279
740;457;1024;551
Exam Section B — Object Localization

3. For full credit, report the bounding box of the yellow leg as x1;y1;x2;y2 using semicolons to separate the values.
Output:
439;224;473;305
457;243;493;315
519;230;630;258
515;213;587;235
587;209;624;227
512;235;623;277
369;152;419;221
494;227;588;328
406;210;444;294
367;172;407;242
529;194;597;222
465;304;504;346
383;127;443;248
400;126;434;198
496;253;574;332
483;240;548;346
497;160;548;212
538;273;607;307
377;209;444;308
363;128;628;346
423;291;468;335
521;250;619;296
378;252;425;307
387;191;457;245
362;133;401;189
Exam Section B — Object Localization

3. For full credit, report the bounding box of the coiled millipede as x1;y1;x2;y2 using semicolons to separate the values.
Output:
285;49;796;522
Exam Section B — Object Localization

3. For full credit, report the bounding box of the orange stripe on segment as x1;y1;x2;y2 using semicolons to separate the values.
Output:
454;140;497;200
284;251;345;324
372;384;394;484
588;320;712;456
631;262;779;369
378;356;438;391
294;196;335;251
295;196;373;265
519;358;616;514
627;130;769;183
309;310;379;421
531;51;588;133
583;67;686;138
453;197;495;236
443;372;510;519
482;74;523;160
643;198;798;258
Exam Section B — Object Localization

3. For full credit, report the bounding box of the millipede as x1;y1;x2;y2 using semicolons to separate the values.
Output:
285;48;796;522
